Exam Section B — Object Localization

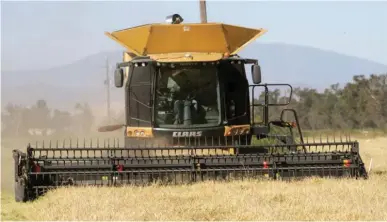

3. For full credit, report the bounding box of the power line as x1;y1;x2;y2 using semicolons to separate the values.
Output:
103;57;111;124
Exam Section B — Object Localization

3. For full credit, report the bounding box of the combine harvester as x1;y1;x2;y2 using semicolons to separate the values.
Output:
13;12;368;202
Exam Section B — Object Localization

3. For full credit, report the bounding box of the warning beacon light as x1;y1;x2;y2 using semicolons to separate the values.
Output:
165;14;184;24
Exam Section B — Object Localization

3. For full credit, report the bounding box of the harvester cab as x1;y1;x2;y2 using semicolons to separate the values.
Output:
12;14;368;203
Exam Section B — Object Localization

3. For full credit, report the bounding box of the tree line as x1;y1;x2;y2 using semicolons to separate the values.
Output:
1;100;95;137
254;73;387;131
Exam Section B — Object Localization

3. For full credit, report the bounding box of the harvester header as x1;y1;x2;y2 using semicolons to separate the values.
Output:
105;22;267;62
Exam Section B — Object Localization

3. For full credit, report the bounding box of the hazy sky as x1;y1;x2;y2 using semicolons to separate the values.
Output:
1;1;387;71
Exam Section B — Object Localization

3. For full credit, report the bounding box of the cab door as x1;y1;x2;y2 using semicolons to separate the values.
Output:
126;62;155;127
219;61;250;126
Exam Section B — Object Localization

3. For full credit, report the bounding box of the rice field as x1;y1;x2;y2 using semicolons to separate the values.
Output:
1;135;386;221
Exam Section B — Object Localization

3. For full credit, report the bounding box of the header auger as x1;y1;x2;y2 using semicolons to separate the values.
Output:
13;13;368;202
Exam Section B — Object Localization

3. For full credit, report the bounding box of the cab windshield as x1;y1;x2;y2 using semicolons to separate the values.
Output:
154;63;220;128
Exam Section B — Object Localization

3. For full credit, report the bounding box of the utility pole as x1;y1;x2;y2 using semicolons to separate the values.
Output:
104;57;111;124
199;0;207;23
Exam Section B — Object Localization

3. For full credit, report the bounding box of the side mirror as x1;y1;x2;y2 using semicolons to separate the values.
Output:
251;64;262;84
114;68;124;88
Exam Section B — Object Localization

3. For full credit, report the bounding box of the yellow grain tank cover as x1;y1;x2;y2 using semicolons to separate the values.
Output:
105;23;267;57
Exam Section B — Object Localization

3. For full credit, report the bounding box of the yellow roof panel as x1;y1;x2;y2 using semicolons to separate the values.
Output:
105;23;267;56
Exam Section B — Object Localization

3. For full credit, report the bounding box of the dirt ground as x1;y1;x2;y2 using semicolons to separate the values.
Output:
1;136;386;221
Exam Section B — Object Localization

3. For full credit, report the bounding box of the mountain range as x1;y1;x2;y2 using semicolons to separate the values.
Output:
2;42;386;117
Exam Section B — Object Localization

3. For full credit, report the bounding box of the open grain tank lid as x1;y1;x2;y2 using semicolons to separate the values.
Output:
105;23;267;57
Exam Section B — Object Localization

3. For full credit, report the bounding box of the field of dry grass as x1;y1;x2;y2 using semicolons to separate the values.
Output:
1;134;387;221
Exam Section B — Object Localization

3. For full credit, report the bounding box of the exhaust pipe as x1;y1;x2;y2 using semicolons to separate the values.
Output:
199;0;207;23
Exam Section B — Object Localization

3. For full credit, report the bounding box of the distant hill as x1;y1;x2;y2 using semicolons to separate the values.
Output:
245;43;387;88
2;42;387;115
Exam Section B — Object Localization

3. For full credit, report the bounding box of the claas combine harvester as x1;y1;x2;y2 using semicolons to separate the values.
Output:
13;13;368;202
